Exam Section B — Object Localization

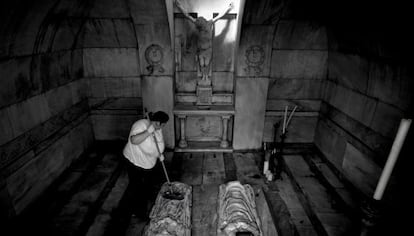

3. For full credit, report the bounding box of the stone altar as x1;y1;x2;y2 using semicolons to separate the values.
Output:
173;104;234;152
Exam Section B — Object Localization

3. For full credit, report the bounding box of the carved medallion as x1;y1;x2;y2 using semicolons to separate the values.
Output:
145;44;165;74
244;45;265;75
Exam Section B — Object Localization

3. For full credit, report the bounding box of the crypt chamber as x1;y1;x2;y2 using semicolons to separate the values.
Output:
0;0;413;235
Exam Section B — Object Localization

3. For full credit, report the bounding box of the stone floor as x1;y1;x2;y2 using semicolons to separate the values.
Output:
6;141;398;236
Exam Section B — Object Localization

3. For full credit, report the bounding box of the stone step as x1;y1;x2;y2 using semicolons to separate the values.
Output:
263;181;302;236
85;169;129;236
303;153;361;219
283;155;356;236
273;172;319;236
8;146;104;235
254;185;279;236
51;152;122;235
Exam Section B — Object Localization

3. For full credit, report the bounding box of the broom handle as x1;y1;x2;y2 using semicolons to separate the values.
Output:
144;108;172;186
144;108;162;160
151;133;171;184
160;157;171;184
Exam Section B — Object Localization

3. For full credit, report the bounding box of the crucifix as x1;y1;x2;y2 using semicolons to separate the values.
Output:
175;0;234;86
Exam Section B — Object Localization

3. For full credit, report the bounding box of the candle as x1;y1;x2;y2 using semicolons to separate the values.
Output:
263;161;269;174
373;118;412;200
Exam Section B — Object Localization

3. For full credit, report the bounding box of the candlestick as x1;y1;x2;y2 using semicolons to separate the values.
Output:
373;118;412;200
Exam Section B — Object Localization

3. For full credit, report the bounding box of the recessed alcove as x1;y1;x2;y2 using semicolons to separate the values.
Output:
172;0;241;152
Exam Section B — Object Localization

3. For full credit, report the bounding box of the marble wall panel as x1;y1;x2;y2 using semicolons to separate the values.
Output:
237;25;274;77
273;20;328;50
135;24;173;76
328;52;369;93
83;48;139;77
268;78;323;100
270;50;328;79
233;77;268;150
79;19;136;48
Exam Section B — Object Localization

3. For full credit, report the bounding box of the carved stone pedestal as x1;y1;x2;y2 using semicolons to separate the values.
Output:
196;84;212;106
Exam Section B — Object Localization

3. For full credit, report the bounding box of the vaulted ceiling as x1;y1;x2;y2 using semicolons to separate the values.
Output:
1;0;412;61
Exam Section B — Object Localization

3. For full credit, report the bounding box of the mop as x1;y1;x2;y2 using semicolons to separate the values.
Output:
144;109;184;200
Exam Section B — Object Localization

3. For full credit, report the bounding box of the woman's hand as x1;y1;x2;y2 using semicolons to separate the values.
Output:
147;124;155;134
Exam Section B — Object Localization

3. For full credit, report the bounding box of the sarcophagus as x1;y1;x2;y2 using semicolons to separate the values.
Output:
217;181;263;236
144;182;192;236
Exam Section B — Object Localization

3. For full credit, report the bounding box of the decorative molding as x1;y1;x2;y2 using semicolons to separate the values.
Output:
175;93;233;105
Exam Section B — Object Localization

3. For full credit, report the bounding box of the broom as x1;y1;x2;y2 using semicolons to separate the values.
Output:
144;108;184;200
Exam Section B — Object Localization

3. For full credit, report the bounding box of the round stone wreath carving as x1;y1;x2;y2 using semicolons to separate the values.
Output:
145;44;164;74
245;45;264;67
244;45;265;75
145;44;163;65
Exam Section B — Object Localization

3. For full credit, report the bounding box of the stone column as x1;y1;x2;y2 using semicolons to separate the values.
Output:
178;115;187;148
220;115;231;148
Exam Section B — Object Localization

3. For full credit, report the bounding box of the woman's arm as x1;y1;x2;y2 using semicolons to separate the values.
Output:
130;124;155;145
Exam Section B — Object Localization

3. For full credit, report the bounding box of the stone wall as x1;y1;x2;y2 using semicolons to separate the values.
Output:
82;0;142;142
86;0;176;148
236;0;328;146
0;0;94;218
0;0;177;218
315;28;414;197
266;19;327;144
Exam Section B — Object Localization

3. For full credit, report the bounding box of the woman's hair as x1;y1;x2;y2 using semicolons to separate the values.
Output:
149;111;169;124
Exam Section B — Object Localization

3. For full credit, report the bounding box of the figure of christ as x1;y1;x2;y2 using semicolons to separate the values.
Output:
175;0;234;83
